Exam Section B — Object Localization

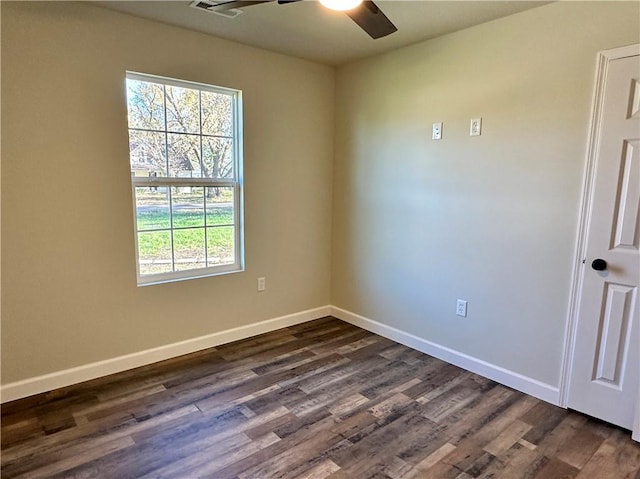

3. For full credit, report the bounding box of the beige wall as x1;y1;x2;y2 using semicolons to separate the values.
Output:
331;1;640;387
1;2;334;383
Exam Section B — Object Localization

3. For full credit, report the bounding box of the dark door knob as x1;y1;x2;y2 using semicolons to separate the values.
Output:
591;259;607;271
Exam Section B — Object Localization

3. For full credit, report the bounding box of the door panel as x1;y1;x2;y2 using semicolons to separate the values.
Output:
567;48;640;430
593;282;635;386
612;139;639;249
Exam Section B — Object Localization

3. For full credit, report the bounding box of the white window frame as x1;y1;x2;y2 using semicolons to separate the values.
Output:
126;71;244;286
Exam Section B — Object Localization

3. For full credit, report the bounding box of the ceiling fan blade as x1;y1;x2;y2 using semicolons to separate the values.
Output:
345;1;397;39
204;0;273;13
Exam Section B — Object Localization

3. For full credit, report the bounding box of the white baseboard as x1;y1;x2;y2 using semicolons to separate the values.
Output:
0;306;331;403
1;305;562;406
331;306;561;405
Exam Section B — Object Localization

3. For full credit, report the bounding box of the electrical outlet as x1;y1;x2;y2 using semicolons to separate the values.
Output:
257;277;266;292
456;300;467;317
432;122;443;140
470;118;482;136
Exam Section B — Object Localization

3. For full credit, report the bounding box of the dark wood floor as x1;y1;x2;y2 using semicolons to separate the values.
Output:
2;317;639;479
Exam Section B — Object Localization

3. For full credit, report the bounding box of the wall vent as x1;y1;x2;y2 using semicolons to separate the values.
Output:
190;1;244;19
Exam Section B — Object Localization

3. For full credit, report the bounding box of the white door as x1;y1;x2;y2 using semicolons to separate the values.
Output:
567;45;640;431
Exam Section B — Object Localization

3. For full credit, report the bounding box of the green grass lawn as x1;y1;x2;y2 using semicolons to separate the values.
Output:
135;189;236;273
137;208;233;230
136;209;234;264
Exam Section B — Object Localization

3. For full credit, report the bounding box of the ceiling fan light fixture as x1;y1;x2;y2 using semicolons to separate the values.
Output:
319;0;363;12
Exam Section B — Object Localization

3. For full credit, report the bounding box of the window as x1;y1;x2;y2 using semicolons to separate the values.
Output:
126;72;243;285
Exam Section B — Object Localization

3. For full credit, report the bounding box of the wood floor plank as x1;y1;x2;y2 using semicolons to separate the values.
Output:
12;435;136;479
401;441;457;478
286;458;342;479
2;317;638;479
136;431;254;479
535;413;588;458
575;429;640;479
520;401;568;445
214;415;343;478
412;439;486;479
555;425;606;469
333;411;441;476
1;404;199;466
421;384;483;423
483;419;532;456
151;431;281;479
474;443;539;479
531;457;580;479
469;393;539;445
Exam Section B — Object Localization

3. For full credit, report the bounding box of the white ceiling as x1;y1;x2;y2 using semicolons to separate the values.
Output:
96;1;549;66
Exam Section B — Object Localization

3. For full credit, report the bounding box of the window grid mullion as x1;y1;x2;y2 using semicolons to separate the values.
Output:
199;90;209;267
128;126;233;141
169;184;176;273
132;178;235;187
203;189;210;268
163;84;176;272
163;84;169;180
234;183;240;266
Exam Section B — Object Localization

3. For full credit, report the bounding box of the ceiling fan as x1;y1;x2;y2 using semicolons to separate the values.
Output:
191;0;398;39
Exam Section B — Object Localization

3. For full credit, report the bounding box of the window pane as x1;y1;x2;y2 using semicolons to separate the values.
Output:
172;187;204;228
207;226;234;266
129;130;167;177
173;228;206;271
202;91;233;137
127;80;165;131
166;85;199;134
127;73;241;283
136;187;170;231
202;137;233;179
167;133;201;178
138;230;172;275
206;187;234;226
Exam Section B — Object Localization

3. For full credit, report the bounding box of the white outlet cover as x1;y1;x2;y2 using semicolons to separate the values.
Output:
456;300;468;317
470;118;482;136
432;122;442;140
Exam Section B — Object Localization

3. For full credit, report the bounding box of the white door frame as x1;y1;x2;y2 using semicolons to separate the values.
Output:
559;43;640;440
